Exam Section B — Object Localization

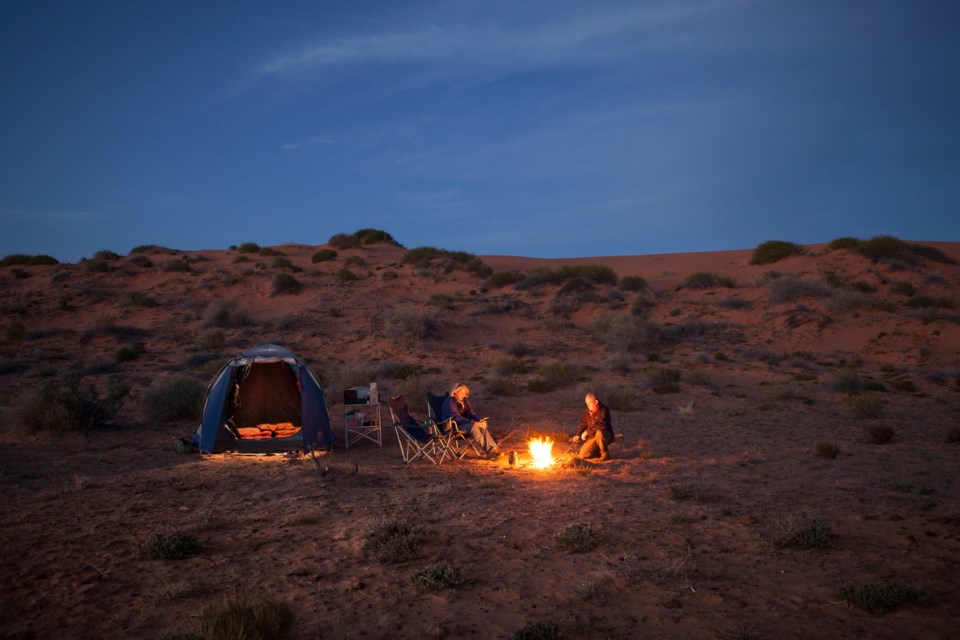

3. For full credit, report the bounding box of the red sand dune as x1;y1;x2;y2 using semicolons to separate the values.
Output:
0;239;958;639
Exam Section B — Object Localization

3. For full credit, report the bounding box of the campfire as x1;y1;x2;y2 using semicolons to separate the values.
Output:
527;436;555;469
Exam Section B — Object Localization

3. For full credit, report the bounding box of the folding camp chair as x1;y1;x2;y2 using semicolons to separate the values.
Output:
426;392;481;462
387;395;444;464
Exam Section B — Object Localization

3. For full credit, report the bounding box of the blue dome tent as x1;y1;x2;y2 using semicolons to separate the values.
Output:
193;344;333;454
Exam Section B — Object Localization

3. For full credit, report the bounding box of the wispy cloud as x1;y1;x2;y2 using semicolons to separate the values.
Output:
280;134;335;151
0;207;105;223
237;0;753;93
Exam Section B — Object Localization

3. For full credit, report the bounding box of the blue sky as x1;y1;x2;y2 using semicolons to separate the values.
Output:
2;1;958;263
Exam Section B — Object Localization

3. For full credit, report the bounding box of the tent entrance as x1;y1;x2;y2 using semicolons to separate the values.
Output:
229;361;303;440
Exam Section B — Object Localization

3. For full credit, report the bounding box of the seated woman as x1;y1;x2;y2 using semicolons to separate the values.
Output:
442;383;500;459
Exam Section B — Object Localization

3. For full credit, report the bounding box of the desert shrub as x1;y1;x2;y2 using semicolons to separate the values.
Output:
906;295;936;309
554;524;596;553
83;256;113;273
203;300;252;328
20;371;128;430
311;249;338;263
141;529;200;560
328;233;361;249
130;244;175;255
270;273;302;296
197;329;225;351
363;518;422;563
1;254;59;266
116;342;145;363
828;237;863;251
142;376;205;423
556;264;617;285
815;442;840;459
377;363;420;380
494;358;529;376
198;593;296;640
836;581;923;615
648;367;681;393
334;266;357;283
541;361;575;384
852;396;884;419
867;424;895;443
910;243;956;264
592;313;662;353
402;246;492;277
890;280;916;296
829;368;863;394
770;514;831;549
384;308;436;341
619;275;649;292
486;375;523;396
344;255;366;267
354;228;401;246
162;258;192;273
487;270;525;288
767;275;833;302
410;561;470;591
429;293;454;309
126;291;159;307
512;621;560;640
270;256;299;271
504;340;531;357
94;249;121;261
237;242;261;253
683;272;735;289
750;240;805;265
851;281;875;293
855;235;911;261
593;383;638;411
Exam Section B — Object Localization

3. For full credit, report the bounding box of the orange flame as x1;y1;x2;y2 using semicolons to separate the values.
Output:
527;436;554;469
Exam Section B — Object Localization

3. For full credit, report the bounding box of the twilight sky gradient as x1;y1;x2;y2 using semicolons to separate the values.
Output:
2;1;958;263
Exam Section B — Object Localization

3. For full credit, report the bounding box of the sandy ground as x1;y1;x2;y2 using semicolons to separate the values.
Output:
1;239;959;639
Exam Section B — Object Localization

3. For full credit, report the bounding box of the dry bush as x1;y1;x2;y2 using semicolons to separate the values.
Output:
198;593;296;640
140;529;200;560
836;580;923;614
815;442;840;459
868;425;895;444
767;275;833;302
271;273;302;296
409;561;470;591
383;308;436;342
203;300;252;328
142;376;205;423
750;240;805;265
363;518;422;563
21;371;128;430
852;396;885;419
554;523;597;553
592;312;662;353
770;514;832;549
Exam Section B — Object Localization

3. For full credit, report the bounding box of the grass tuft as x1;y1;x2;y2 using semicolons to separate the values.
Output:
836;580;923;614
198;593;296;640
410;561;470;591
554;523;597;553
363;518;422;563
815;442;840;459
141;529;200;560
770;514;831;549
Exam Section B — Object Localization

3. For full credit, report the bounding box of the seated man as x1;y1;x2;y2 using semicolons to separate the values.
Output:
572;393;614;461
442;383;500;459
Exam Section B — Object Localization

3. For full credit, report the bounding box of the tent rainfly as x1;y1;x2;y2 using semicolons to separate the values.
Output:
193;344;333;454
